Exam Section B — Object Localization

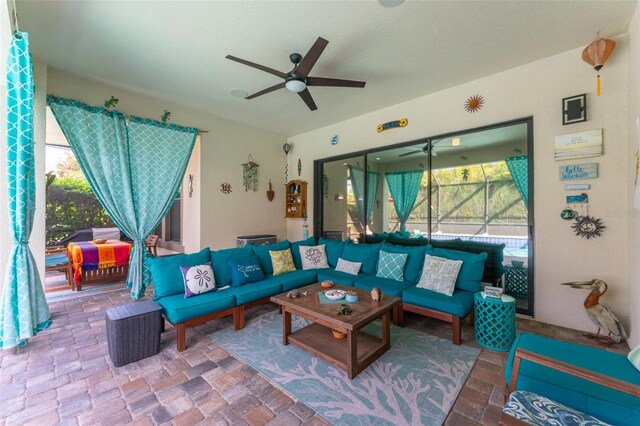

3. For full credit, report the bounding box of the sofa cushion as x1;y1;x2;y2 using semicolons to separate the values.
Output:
299;245;330;270
274;269;318;292
402;285;475;317
353;275;414;298
290;236;316;269
228;255;265;287
317;269;363;286
503;391;610;426
157;290;236;324
380;242;427;283
251;240;290;275
335;258;362;275
318;238;346;267
505;333;640;426
427;247;487;292
432;239;505;284
376;250;408;282
342;242;381;275
416;255;462;296
211;246;254;286
226;277;282;305
180;262;216;298
149;247;211;300
387;235;429;246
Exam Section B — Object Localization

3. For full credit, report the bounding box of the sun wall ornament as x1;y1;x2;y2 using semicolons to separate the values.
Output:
220;183;232;194
242;155;259;192
571;215;605;239
582;35;616;96
464;95;484;113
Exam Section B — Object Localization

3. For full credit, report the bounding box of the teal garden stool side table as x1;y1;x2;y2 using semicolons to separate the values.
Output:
474;292;516;351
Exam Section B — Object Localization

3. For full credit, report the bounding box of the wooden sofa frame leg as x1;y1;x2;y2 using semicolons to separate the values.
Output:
233;297;273;332
402;303;465;345
164;306;236;352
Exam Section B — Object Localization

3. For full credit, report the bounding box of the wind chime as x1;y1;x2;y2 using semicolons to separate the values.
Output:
560;194;606;239
242;155;259;192
582;35;616;96
283;143;291;182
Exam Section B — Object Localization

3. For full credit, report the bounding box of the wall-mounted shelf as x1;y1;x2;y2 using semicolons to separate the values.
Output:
285;180;307;218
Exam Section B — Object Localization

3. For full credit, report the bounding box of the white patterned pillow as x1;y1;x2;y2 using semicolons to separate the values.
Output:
299;245;330;270
180;262;216;298
335;258;362;275
417;255;462;296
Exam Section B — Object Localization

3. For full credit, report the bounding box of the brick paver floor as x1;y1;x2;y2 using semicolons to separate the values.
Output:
0;287;627;425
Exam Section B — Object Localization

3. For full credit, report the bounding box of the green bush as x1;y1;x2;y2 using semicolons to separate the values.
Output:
46;177;114;246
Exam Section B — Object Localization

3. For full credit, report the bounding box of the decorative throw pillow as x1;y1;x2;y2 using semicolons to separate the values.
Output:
299;245;330;270
376;250;408;282
335;258;362;276
629;345;640;371
270;249;297;276
417;255;463;296
227;255;265;287
180;262;216;298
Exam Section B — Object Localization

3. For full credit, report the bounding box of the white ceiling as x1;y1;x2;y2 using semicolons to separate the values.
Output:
17;0;636;135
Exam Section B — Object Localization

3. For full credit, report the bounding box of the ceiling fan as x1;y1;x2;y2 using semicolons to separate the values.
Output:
225;37;366;111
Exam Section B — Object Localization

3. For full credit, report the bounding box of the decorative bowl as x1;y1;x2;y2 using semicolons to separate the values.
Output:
93;239;107;244
324;289;346;300
332;329;347;339
321;280;334;289
511;260;525;267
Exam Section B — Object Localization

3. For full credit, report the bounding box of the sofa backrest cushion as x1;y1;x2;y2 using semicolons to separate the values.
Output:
227;255;265;287
341;242;381;274
427;247;487;292
381;242;430;283
211;246;254;286
290;236;316;269
386;235;430;246
318;238;346;267
250;240;290;275
431;239;505;284
149;247;211;300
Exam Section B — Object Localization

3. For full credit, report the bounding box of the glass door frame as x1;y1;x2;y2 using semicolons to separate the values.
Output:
314;117;534;316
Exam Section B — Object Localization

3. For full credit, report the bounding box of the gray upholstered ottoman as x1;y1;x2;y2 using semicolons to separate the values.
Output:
106;300;163;367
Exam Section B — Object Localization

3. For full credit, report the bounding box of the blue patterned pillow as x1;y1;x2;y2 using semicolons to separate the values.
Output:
376;250;408;282
180;262;216;298
227;256;265;287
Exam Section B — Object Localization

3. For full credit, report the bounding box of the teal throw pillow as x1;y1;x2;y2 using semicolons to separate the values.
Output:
227;255;265;287
211;246;254;286
376;250;408;282
427;247;488;292
341;242;381;274
251;240;290;275
290;236;316;269
381;242;429;283
318;238;346;267
148;247;211;300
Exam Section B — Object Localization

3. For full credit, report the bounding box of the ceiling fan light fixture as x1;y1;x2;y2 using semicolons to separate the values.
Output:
230;89;249;98
378;0;405;7
285;78;307;93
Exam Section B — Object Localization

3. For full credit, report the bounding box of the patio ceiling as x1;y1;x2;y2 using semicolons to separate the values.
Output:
17;1;636;135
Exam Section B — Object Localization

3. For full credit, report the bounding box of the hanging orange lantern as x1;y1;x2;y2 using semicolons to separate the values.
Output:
582;37;616;96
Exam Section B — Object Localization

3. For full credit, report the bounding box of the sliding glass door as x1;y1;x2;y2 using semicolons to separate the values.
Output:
314;118;534;315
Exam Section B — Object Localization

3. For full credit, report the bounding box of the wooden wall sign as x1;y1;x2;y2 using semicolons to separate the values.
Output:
559;163;598;181
377;118;408;133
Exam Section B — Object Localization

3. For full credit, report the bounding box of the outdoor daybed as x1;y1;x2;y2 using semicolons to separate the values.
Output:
149;236;500;351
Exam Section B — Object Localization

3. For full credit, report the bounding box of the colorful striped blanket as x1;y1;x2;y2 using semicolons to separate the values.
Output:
68;240;132;283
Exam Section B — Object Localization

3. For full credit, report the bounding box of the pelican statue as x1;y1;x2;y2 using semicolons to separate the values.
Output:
562;279;627;345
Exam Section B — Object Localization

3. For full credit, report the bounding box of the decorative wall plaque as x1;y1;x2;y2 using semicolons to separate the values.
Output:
377;118;408;133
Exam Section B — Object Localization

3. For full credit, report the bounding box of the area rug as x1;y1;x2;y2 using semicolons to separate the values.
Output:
209;311;480;425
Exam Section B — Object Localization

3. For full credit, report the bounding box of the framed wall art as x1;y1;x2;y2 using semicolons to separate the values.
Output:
554;129;602;161
562;94;586;125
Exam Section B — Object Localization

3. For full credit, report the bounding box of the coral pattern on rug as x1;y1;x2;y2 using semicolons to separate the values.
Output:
210;311;480;425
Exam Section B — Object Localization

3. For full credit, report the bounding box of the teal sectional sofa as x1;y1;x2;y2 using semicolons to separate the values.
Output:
505;333;640;425
149;236;495;351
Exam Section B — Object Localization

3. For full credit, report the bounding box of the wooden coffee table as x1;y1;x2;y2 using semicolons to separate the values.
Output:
270;282;400;379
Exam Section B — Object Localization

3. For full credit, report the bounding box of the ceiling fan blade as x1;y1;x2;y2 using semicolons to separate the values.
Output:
307;77;366;88
398;150;423;157
246;82;286;99
298;88;317;111
294;37;329;78
225;55;286;79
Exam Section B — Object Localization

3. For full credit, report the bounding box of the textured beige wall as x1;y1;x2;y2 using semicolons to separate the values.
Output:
287;41;631;334
627;1;640;349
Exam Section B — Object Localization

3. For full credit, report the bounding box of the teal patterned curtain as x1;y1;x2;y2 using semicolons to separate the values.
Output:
48;96;197;299
0;32;52;349
348;166;380;225
505;156;528;205
385;170;424;232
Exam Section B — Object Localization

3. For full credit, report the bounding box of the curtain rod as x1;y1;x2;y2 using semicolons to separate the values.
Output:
10;0;19;34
